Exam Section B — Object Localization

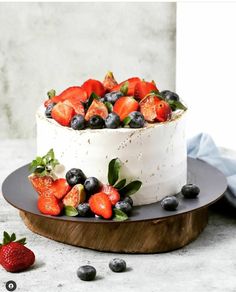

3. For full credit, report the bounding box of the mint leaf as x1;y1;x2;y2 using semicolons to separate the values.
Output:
47;89;56;99
104;102;113;113
108;158;121;186
64;206;78;217
114;179;127;189
119;180;142;197
123;116;131;126
113;208;128;221
120;81;129;96
167;100;187;111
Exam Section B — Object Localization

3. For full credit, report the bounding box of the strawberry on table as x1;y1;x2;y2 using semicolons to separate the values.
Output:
113;96;139;121
62;184;86;207
81;79;105;98
0;232;35;272
38;193;63;216
111;77;140;96
51;102;75;126
103;71;118;92
139;94;161;122
156;100;172;122
134;80;158;100
89;192;113;219
52;86;87;103
101;184;120;206
85;99;108;121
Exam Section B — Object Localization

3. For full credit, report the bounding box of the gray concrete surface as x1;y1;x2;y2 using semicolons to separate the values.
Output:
1;140;236;292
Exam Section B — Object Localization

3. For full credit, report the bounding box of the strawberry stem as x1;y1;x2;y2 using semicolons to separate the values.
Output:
1;231;26;246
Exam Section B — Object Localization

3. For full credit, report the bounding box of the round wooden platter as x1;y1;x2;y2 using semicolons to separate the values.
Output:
2;158;227;253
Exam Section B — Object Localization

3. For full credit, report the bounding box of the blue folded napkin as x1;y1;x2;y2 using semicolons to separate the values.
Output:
187;133;236;206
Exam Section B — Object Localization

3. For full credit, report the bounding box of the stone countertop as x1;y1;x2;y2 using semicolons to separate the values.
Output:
0;140;236;292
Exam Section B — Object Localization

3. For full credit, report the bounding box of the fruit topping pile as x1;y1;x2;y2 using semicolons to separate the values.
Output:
29;149;142;221
43;72;187;130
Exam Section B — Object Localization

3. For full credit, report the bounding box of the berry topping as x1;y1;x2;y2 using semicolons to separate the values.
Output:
53;86;87;103
77;203;91;217
89;192;113;219
109;258;126;273
123;196;133;207
127;111;145;128
50;178;71;200
156;100;172;122
85;99;108;121
111;77;141;96
38;193;63;216
66;168;86;186
104;91;123;104
134;80;158;100
63;99;85;116
51;102;75;127
89;115;105;129
45;102;56;118
70;114;86;130
105;112;121;129
103;71;118;92
139;94;161;122
62;184;86;207
160;90;179;102
181;184;200;199
161;196;179;211
81;79;105;98
84;177;101;195
113;96;139;121
115;201;132;214
101;184;120;206
77;265;96;281
28;174;54;196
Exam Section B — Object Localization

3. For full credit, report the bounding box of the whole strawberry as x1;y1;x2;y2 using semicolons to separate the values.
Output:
0;232;35;272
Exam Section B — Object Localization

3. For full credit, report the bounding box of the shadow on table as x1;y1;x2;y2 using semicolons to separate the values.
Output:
210;188;236;218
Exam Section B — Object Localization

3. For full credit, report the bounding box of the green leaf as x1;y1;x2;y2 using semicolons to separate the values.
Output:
15;238;27;245
3;231;11;244
119;180;142;197
114;179;127;189
104;102;113;113
10;233;16;242
113;208;128;221
88;92;100;106
120;81;129;96
123;116;131;126
64;206;79;217
108;158;121;186
47;89;56;99
167;100;187;111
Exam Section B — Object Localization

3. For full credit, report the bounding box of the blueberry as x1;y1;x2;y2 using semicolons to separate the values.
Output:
123;196;133;207
115;201;132;214
104;91;123;104
160;90;179;102
109;258;126;273
77;203;91;217
181;184;200;199
89;115;105;129
45;103;56;118
70;114;85;130
84;177;100;195
128;111;145;128
105;112;121;129
100;97;105;103
66;168;86;186
77;265;96;281
161;196;179;211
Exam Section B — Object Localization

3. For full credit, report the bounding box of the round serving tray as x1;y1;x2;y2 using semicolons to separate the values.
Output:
1;158;227;253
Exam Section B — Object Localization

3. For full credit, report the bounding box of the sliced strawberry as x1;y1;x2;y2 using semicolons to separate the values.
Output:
50;178;71;200
156;100;172;122
62;184;86;207
52;86;87;104
113;96;139;121
139;94;161;122
51;102;75;126
111;77;141;96
44;99;54;108
38;193;63;216
85;99;108;121
103;71;118;92
63;99;85;116
28;174;54;196
101;184;120;206
134;80;158;100
81;79;105;98
89;192;113;219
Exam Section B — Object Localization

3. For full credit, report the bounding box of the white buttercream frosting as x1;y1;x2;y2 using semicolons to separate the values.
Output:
36;106;187;206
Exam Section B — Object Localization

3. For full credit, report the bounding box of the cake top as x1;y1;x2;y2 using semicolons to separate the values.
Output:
43;72;187;130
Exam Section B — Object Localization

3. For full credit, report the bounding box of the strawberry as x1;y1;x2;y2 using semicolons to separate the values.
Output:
85;99;108;121
81;79;105;98
52;86;87;103
50;178;71;200
89;192;113;219
0;232;35;272
156;100;172;122
44;99;54;108
51;102;75;126
101;184;120;206
28;174;54;196
63;99;85;116
139;94;161;122
134;80;158;100
44;89;57;107
62;184;86;207
38;193;63;216
111;77;140;96
113;96;139;121
103;71;118;92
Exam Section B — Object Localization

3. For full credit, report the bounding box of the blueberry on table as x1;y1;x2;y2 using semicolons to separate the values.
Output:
181;184;200;199
89;115;105;129
66;168;86;186
77;203;91;217
45;103;56;118
70;114;85;130
161;196;179;211
105;112;121;129
77;265;96;281
123;196;133;207
84;177;100;195
109;258;126;273
128;111;145;128
115;201;132;214
160;90;179;102
104;91;123;104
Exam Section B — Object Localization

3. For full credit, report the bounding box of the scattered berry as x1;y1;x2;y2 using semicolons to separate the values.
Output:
77;203;91;217
181;184;200;199
134;80;158;100
70;114;86;130
89;192;113;219
105;112;121;129
101;184;120;206
51;102;75;127
45;102;56;118
128;111;145;128
109;258;126;273
161;196;179;211
156;100;172;122
115;201;132;214
104;91;123;104
84;177;100;195
66;168;86;186
123;196;133;207
62;184;86;208
161;90;179;101
89;115;105;129
113;96;139;121
81;79;105;98
77;265;96;281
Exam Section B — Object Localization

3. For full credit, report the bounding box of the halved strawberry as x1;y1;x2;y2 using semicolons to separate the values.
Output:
101;184;120;206
103;71;118;92
62;184;86;207
44;99;54;108
81;79;105;98
89;192;113;219
52;86;87;103
51;102;75;126
38;193;63;216
139;94;161;122
28;174;54;196
134;80;158;100
156;100;172;122
50;178;71;200
85;99;108;121
111;77;141;96
113;96;139;121
63;99;85;116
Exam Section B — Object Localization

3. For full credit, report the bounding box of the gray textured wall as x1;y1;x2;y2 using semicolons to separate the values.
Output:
0;2;176;138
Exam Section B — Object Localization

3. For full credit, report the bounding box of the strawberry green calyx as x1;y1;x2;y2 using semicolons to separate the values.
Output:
120;81;129;96
0;231;26;247
29;148;59;176
47;89;56;99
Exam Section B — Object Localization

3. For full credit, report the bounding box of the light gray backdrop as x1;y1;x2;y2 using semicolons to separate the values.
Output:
0;2;176;138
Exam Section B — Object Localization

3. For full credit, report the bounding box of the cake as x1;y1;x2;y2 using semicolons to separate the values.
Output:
35;73;187;207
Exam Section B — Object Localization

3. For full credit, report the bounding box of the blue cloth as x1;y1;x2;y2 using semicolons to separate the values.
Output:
187;133;236;197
